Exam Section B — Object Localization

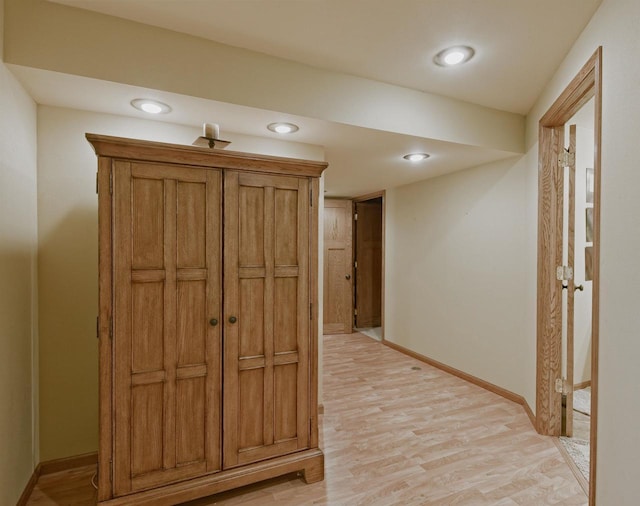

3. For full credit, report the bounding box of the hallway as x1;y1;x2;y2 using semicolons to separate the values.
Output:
28;333;586;505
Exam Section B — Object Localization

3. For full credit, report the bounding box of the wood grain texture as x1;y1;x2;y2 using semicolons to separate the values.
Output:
536;123;564;437
383;340;530;409
16;465;41;506
112;163;223;496
566;124;577;438
322;199;353;334
97;157;113;502
536;47;602;506
113;160;133;496
309;178;320;449
354;198;382;328
27;333;586;505
94;135;324;504
353;190;386;341
224;172;310;468
86;134;327;178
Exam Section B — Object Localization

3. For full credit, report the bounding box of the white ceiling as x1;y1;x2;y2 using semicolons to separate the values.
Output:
10;65;516;197
50;0;602;114
14;1;601;197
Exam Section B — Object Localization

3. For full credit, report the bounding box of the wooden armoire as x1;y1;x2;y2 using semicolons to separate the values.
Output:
88;134;326;506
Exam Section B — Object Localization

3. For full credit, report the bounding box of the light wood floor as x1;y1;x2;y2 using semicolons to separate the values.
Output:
27;332;587;505
572;407;591;442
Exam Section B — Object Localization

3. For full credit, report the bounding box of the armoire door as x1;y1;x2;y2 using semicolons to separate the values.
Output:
223;171;310;468
112;162;221;495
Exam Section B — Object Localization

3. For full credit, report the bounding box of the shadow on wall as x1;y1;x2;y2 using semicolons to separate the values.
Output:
0;246;36;505
38;205;99;461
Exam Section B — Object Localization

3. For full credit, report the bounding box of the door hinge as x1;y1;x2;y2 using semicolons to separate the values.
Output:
555;378;563;393
309;187;313;207
354;212;358;221
555;377;571;394
354;261;358;269
558;149;575;167
109;171;113;195
96;316;99;339
95;173;99;194
109;318;113;340
309;302;313;321
354;308;358;316
556;265;573;281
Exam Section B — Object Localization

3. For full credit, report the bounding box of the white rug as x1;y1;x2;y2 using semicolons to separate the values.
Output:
560;436;590;481
574;387;591;416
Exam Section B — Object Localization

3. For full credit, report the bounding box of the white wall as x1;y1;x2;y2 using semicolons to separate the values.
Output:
526;0;640;501
385;154;537;399
386;2;640;500
36;105;325;459
0;0;39;500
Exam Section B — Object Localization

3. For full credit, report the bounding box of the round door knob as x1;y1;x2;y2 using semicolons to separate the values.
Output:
345;274;351;280
229;316;237;324
209;318;218;327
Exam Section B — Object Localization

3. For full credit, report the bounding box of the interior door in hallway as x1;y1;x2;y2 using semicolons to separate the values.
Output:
354;198;382;328
323;199;353;334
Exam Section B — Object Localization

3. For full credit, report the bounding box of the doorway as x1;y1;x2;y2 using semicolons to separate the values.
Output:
536;48;601;505
558;100;595;491
353;192;385;341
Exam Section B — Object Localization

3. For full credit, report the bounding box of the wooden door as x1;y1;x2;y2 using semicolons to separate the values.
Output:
112;162;221;495
565;125;577;436
323;199;353;334
223;171;310;468
355;199;382;328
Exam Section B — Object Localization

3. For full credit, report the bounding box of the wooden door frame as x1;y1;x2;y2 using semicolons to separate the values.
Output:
536;47;601;505
352;191;386;340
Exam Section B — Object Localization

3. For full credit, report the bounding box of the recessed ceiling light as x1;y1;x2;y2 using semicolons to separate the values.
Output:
433;46;475;67
403;153;430;162
267;122;299;134
130;98;172;114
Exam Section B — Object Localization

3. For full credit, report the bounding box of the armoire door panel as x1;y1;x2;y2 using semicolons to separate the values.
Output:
113;162;221;496
132;177;164;269
239;185;265;267
224;171;310;469
131;383;164;476
176;181;207;268
239;278;266;357
274;189;299;265
176;279;207;366
176;376;206;464
131;281;164;372
274;363;298;441
274;277;298;352
239;368;265;449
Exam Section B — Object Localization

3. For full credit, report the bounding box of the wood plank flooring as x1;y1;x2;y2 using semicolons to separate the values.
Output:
26;332;586;505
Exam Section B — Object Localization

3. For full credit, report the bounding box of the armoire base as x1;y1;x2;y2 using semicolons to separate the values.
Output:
99;449;324;506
